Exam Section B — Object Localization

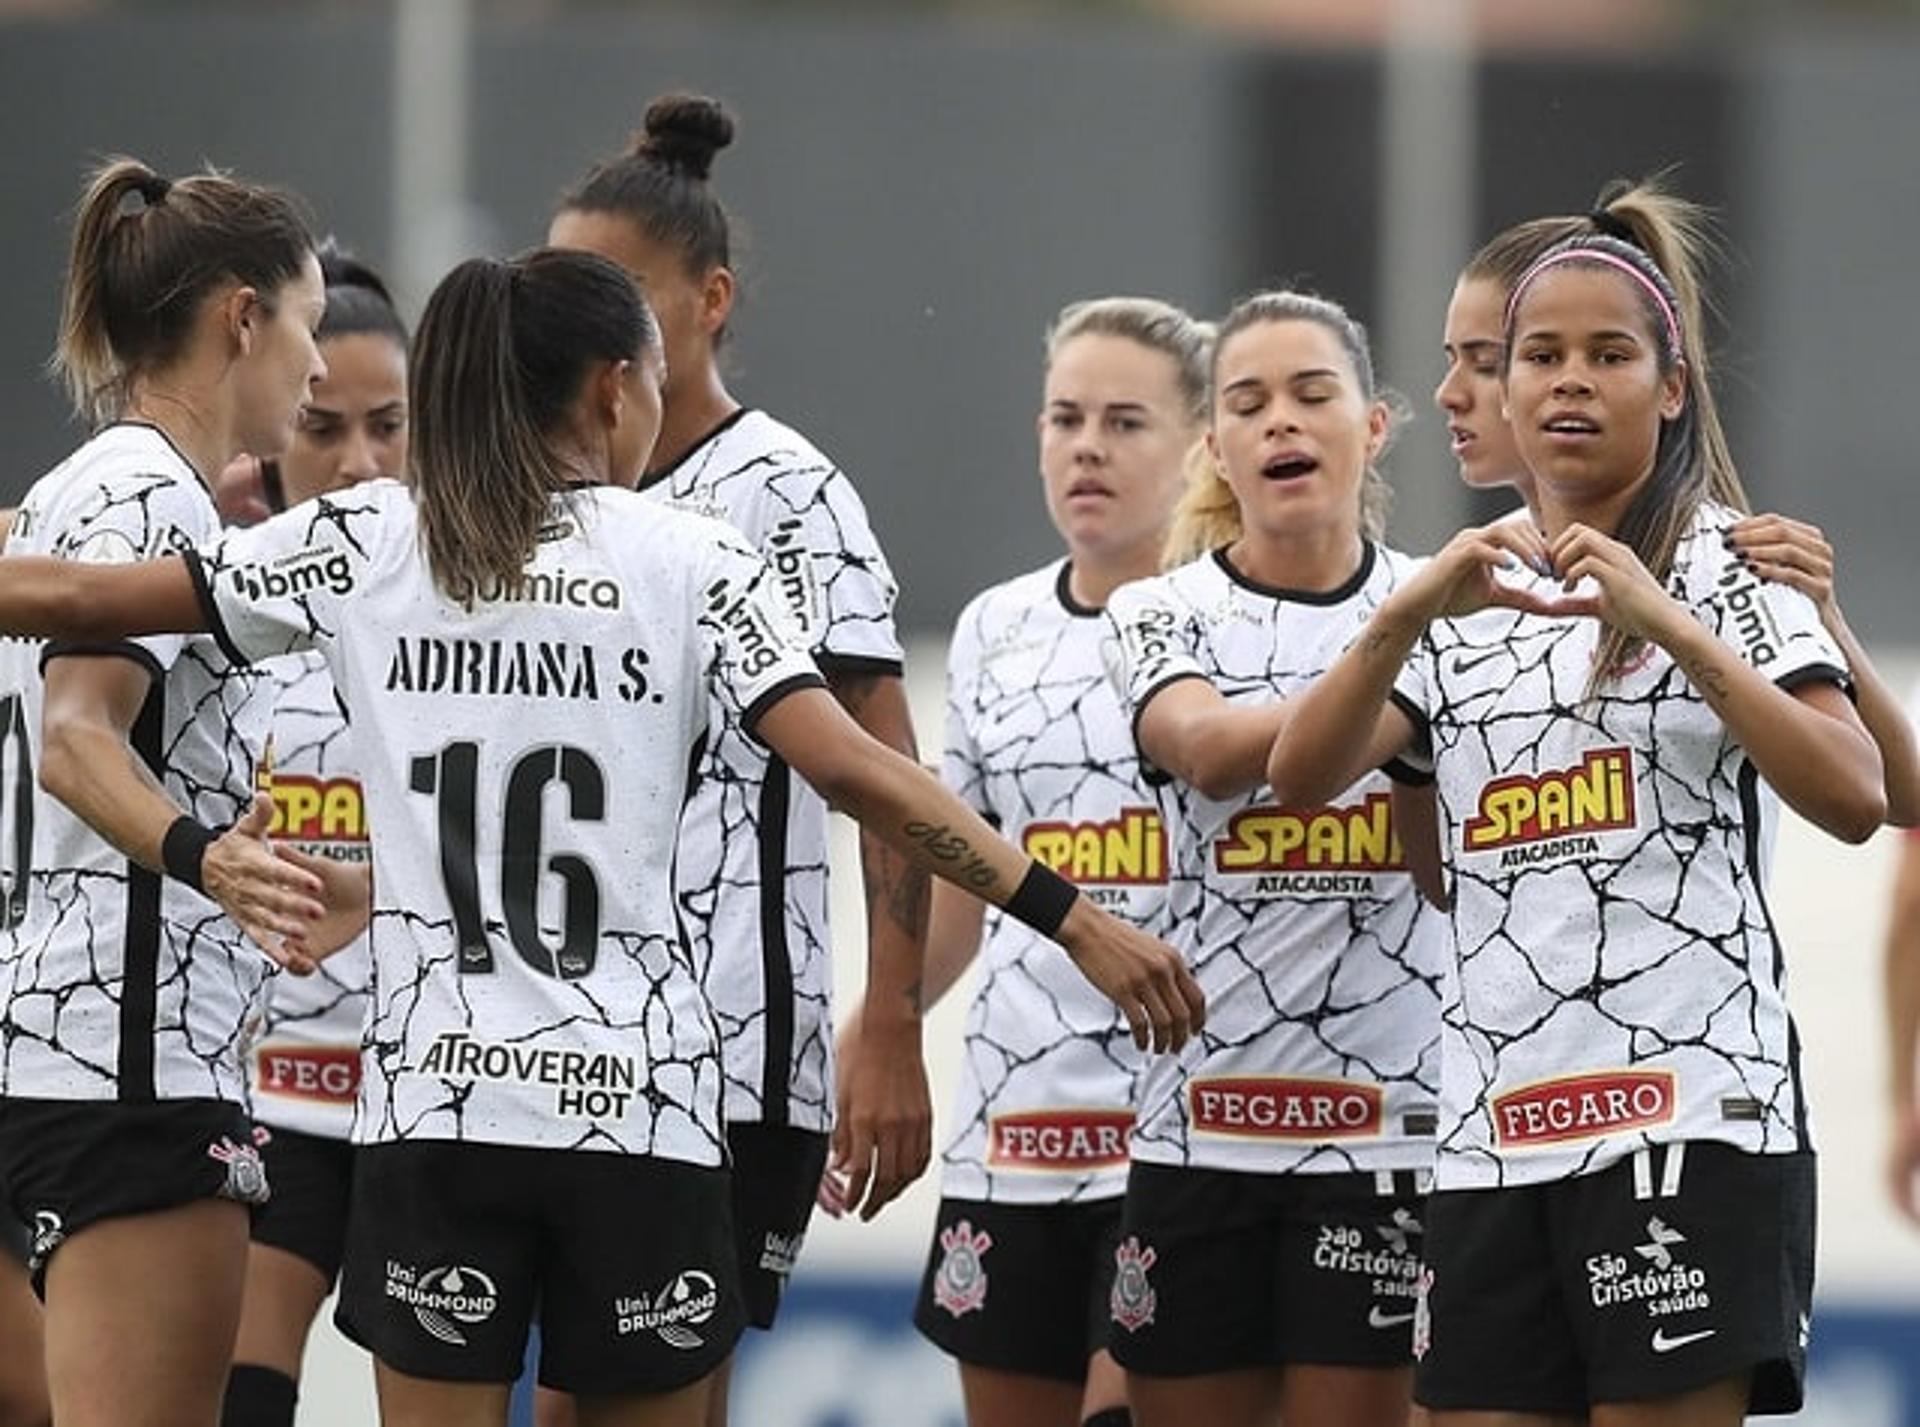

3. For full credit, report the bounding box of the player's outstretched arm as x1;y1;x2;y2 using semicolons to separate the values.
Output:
0;554;204;641
757;685;1204;1055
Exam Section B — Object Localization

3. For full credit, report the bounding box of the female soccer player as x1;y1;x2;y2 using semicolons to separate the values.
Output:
1434;183;1918;826
221;246;410;1427
1104;291;1442;1427
547;101;930;1416
0;245;1202;1427
896;297;1209;1427
0;158;335;1427
1270;217;1885;1425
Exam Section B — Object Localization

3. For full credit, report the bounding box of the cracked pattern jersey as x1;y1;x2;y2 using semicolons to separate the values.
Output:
638;411;903;1132
250;652;370;1140
938;561;1158;1204
188;478;823;1164
1389;502;1846;1190
1108;543;1445;1177
0;423;274;1104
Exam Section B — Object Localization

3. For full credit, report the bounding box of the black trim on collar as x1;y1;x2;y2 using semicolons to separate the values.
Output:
100;420;211;496
1054;561;1105;619
637;406;753;493
1211;540;1376;605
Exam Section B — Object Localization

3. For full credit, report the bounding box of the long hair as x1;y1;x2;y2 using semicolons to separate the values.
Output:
54;156;313;426
1163;290;1403;569
409;247;657;605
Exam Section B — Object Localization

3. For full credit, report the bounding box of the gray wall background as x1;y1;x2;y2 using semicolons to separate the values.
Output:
0;8;1911;640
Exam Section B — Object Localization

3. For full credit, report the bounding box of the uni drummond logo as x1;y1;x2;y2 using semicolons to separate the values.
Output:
617;1269;721;1349
1462;747;1637;869
227;547;354;602
1023;807;1166;897
386;1262;500;1346
1212;792;1405;898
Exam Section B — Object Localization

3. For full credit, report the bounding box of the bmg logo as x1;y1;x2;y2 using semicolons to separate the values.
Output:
229;548;355;603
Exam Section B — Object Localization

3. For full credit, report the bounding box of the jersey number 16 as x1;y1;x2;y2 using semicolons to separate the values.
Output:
409;741;606;981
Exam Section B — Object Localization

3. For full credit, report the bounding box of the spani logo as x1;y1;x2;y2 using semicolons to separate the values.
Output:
228;547;356;603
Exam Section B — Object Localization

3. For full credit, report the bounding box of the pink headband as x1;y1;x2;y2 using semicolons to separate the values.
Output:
1505;246;1682;358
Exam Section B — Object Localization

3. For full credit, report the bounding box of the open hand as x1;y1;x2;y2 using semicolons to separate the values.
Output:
201;794;327;971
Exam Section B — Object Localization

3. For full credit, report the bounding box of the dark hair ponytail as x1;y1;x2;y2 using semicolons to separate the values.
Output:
558;92;737;277
410;247;657;605
55;156;314;426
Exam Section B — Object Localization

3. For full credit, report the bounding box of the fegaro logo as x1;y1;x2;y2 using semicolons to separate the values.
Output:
1493;1069;1675;1147
1462;747;1635;860
1213;793;1405;896
229;547;355;602
1189;1076;1383;1139
989;1109;1133;1170
474;566;621;611
1023;807;1166;886
256;1045;360;1104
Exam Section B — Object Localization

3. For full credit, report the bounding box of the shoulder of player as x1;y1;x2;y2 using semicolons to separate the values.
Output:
962;560;1066;626
585;486;759;568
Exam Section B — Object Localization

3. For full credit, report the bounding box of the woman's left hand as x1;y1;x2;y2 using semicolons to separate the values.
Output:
1726;513;1837;618
1549;523;1687;644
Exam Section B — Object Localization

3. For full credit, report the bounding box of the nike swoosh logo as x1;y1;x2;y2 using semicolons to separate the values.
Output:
1368;1307;1415;1329
1650;1327;1717;1353
1450;648;1504;676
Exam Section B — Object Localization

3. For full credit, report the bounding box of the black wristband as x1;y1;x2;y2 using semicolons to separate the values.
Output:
161;816;216;894
1004;861;1079;938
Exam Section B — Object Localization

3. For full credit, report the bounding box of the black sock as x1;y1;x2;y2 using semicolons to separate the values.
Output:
222;1364;298;1427
1083;1410;1132;1427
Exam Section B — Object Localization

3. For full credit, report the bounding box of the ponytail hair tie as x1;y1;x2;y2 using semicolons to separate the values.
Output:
1587;208;1636;246
135;173;172;206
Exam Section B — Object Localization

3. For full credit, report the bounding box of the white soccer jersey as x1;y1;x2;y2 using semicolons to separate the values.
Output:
640;410;904;1132
1390;501;1847;1190
939;561;1160;1204
190;479;823;1164
250;653;370;1140
0;423;273;1104
1108;545;1444;1176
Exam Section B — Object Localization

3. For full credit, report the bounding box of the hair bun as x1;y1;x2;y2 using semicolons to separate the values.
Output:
634;93;735;181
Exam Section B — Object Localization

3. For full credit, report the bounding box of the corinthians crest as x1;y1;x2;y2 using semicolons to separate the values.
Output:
932;1220;992;1318
1110;1235;1158;1332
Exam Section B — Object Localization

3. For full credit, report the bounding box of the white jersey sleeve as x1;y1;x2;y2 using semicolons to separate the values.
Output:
1105;577;1209;775
940;594;993;818
693;527;827;737
1682;507;1846;687
188;483;400;666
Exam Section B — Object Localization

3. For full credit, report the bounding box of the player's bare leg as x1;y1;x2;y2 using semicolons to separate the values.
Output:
1280;1364;1416;1427
1127;1366;1282;1427
42;1199;248;1427
0;1249;49;1427
957;1363;1083;1427
231;1243;331;1380
374;1361;512;1427
1430;1413;1584;1427
1592;1373;1750;1427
